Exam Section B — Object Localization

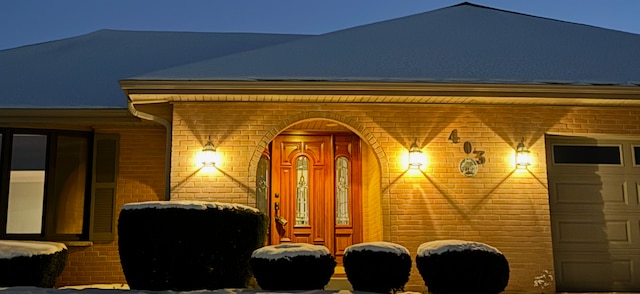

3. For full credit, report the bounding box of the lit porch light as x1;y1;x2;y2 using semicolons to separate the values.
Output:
516;138;531;169
198;140;218;168
409;140;424;169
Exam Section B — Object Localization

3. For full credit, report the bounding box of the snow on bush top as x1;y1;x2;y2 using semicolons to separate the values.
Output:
0;240;67;259
344;241;409;256
122;200;259;213
252;243;330;260
417;239;501;257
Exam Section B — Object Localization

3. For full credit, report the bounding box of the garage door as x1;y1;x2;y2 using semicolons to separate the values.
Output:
546;135;640;292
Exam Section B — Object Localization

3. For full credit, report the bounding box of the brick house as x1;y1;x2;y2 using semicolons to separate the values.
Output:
1;3;640;293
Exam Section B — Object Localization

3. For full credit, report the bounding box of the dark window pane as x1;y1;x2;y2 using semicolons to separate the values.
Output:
11;134;47;170
635;146;640;165
553;145;621;164
53;136;89;234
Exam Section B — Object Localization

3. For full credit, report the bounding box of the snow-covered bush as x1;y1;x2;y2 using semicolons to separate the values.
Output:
343;241;412;293
0;240;67;288
416;240;510;294
118;201;268;291
250;243;336;290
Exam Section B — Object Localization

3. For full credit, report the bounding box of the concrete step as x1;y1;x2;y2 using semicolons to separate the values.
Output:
325;277;352;291
325;266;352;291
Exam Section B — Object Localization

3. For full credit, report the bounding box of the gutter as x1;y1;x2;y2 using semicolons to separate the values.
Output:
127;99;172;201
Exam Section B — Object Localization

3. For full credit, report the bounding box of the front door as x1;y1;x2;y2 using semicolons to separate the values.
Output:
270;134;362;263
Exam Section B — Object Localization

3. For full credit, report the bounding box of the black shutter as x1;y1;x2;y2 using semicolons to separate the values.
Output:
89;134;119;241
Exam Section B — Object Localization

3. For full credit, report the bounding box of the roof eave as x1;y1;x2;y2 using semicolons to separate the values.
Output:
120;80;640;106
0;109;141;130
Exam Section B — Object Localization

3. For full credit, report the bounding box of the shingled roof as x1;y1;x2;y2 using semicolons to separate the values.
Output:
134;3;640;86
2;2;639;109
0;30;308;108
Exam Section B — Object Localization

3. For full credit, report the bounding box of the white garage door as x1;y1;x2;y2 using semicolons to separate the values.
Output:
546;135;640;292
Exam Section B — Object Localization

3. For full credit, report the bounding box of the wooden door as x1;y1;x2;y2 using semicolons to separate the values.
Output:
270;134;362;262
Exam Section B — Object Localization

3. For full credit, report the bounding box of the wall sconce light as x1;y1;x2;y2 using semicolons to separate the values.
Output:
409;140;423;169
516;138;531;169
200;140;217;167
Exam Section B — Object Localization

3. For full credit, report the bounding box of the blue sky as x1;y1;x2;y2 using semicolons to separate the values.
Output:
1;0;639;50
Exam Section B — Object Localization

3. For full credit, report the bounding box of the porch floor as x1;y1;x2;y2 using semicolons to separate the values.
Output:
326;266;352;291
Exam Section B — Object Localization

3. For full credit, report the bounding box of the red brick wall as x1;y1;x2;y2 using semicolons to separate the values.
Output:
56;127;166;286
169;101;640;292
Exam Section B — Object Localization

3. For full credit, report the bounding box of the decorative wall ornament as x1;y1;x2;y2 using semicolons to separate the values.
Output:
459;157;479;177
457;140;485;177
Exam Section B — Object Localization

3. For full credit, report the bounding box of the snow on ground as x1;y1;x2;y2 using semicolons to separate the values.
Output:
417;239;501;257
344;241;409;256
59;284;130;290
122;201;259;213
251;243;330;260
0;288;631;294
0;240;67;259
0;287;359;293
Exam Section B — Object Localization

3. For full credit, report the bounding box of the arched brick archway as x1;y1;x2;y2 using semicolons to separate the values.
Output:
247;110;391;241
248;111;389;182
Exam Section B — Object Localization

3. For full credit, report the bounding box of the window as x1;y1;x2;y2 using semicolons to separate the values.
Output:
256;154;269;213
295;156;309;225
335;156;349;225
0;129;118;241
6;134;47;234
553;145;622;165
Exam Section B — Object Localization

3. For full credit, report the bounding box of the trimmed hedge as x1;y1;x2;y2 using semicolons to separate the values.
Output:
118;201;268;291
250;243;336;290
416;240;510;294
343;242;412;293
0;245;67;288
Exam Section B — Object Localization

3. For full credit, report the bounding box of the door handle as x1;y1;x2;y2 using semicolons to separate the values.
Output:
274;201;288;226
276;216;288;226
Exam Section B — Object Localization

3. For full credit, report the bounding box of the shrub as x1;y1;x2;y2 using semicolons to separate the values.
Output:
343;241;412;293
118;201;268;291
0;241;67;288
250;243;336;290
416;240;510;294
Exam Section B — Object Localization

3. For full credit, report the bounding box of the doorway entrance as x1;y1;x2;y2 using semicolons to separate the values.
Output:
269;134;362;263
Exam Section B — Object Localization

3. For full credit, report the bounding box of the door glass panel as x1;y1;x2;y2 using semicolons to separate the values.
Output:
336;156;350;225
634;146;640;165
295;156;309;225
553;145;621;165
53;136;88;234
7;134;47;234
256;155;269;213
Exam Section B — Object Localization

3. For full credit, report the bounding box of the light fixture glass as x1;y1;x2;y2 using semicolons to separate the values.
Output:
200;140;217;167
409;140;423;169
516;138;531;169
